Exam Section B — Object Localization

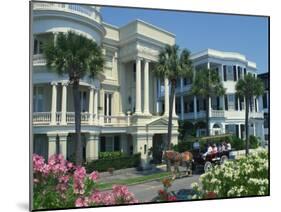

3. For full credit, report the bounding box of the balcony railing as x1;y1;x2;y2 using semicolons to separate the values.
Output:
33;54;46;66
32;112;131;127
210;110;225;118
33;2;101;23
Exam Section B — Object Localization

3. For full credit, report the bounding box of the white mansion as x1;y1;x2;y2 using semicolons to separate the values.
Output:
32;3;265;168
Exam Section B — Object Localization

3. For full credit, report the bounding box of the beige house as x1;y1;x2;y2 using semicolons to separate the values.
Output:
32;2;179;168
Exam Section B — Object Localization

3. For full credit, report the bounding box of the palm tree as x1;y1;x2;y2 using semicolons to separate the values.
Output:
191;68;225;136
236;73;264;155
43;31;104;166
154;44;193;171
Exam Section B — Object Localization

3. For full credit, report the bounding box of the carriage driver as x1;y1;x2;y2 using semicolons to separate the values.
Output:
203;144;213;158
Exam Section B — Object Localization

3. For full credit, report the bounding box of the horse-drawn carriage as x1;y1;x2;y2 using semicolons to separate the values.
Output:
192;149;230;172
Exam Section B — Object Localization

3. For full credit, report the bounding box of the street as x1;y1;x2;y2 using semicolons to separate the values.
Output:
127;173;201;202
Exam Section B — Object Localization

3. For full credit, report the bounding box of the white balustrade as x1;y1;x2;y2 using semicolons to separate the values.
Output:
33;2;101;23
33;112;131;127
210;110;225;117
33;112;51;125
33;54;46;66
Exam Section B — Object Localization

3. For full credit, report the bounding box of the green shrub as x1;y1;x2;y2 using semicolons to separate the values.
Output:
249;135;260;149
228;136;244;150
192;149;269;198
86;153;141;172
98;151;123;160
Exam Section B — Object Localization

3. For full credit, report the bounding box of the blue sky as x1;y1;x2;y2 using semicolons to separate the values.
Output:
101;6;268;73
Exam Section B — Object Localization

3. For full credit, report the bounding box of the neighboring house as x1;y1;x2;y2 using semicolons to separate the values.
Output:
32;3;179;168
258;72;269;145
157;49;264;141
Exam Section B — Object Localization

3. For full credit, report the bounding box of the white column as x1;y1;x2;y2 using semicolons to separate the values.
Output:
86;133;99;161
59;133;68;159
106;93;109;116
194;96;197;119
135;57;142;115
50;82;57;125
180;95;184;120
60;81;67;125
221;64;224;81
180;78;184;92
88;86;94;125
47;134;57;158
143;59;150;115
94;89;98;122
164;78;169;116
172;94;177;117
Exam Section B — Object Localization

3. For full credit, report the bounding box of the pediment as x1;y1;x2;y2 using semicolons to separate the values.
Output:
147;117;169;126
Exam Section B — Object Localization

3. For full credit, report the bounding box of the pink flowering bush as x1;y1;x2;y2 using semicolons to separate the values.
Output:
33;154;137;210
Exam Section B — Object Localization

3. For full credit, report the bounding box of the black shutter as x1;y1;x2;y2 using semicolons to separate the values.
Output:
238;66;241;80
233;66;237;81
224;95;228;110
114;136;120;151
241;125;244;139
203;99;207;111
236;125;239;138
244;68;247;77
197;99;199;111
223;65;227;81
255;98;258;112
216;96;220;110
235;95;238;110
100;137;106;152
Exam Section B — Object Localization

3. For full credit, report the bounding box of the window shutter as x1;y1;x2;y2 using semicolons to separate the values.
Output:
203;99;207;111
238;66;241;80
236;125;239;138
235;95;238;110
244;68;247;77
239;97;243;111
223;65;227;81
224;95;228;110
216;96;220;110
233;66;237;81
197;99;199;111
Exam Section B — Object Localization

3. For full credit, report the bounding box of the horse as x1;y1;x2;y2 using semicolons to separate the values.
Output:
162;150;193;177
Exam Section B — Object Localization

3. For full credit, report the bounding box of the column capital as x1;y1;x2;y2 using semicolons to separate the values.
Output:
89;85;95;90
61;80;68;86
51;81;58;86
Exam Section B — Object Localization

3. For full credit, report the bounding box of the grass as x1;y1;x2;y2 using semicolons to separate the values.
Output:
96;171;172;190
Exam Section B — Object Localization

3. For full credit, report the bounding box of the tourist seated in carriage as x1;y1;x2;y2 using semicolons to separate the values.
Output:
202;144;213;158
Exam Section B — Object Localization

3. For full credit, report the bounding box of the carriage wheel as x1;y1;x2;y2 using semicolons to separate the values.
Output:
204;161;213;173
220;155;228;165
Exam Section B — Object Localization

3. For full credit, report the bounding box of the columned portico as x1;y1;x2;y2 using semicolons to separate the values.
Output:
47;133;57;157
135;57;142;115
50;81;57;125
86;133;99;161
164;78;169;116
143;59;151;115
58;132;68;159
60;81;68;125
88;86;94;124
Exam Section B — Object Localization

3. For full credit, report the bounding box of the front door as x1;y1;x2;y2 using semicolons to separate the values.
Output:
152;134;165;164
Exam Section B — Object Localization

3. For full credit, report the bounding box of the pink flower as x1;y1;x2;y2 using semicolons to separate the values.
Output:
168;195;177;201
73;167;86;194
89;171;99;182
33;154;45;173
75;197;89;207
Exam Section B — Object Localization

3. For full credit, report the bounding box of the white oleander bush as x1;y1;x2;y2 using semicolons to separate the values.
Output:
191;148;269;199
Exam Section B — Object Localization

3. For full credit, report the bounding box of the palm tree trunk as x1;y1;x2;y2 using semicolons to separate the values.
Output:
206;96;210;136
73;79;83;166
166;80;176;172
245;97;249;156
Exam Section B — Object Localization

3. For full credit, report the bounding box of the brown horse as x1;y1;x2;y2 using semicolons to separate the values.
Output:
163;150;193;176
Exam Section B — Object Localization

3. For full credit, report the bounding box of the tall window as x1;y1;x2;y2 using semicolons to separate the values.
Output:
33;38;43;55
228;94;235;110
80;91;87;112
227;66;234;81
263;93;268;109
33;86;44;112
104;93;112;116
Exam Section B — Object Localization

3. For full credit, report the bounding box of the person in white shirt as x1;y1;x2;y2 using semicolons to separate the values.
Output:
203;144;212;157
226;142;231;151
193;140;200;151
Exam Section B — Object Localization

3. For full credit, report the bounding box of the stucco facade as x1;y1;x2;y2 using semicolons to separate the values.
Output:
32;3;265;168
32;2;178;168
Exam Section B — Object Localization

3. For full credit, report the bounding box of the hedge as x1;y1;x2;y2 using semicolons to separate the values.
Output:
85;153;141;172
98;151;123;160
